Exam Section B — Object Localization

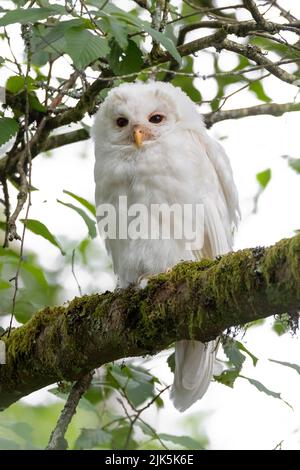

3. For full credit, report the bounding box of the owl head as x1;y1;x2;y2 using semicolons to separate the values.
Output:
93;81;204;150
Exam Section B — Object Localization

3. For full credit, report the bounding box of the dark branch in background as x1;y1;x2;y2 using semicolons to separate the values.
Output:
1;233;299;411
46;372;94;450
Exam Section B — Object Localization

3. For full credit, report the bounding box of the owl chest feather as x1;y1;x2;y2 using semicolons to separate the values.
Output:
95;135;220;286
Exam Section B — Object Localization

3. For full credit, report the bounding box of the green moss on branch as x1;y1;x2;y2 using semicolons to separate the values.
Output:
1;234;300;411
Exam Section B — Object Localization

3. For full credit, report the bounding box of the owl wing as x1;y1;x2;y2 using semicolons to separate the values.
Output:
191;130;240;260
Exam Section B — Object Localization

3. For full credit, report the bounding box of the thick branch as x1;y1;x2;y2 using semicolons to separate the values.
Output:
1;234;300;411
204;102;300;127
157;29;228;63
43;128;90;152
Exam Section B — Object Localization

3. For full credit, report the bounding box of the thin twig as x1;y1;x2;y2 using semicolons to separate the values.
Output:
167;4;246;26
71;249;83;296
217;72;270;112
4;28;22;75
266;1;297;23
123;385;171;450
46;372;94;450
204;101;300;127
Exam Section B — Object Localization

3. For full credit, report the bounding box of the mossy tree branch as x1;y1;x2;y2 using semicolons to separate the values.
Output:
1;233;300;411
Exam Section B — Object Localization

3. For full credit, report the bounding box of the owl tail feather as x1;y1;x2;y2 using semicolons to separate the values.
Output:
170;340;220;412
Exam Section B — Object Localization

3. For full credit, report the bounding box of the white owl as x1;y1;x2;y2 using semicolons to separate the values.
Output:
93;81;240;411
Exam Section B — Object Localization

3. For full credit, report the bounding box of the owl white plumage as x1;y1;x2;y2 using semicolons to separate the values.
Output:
93;81;240;411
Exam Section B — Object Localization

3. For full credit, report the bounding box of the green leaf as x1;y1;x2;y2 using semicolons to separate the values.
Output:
101;5;181;64
0;437;20;450
167;351;175;373
14;298;38;324
273;313;290;336
250;36;300;60
28;93;46;112
64;27;109;69
107;364;156;408
249;81;271;103
142;24;181;64
214;369;239;388
0;6;64;27
288;157;300;174
126;379;154;408
256;168;271;189
136;420;157;438
20;219;65;255
98;16;128;50
108;39;143;76
75;428;111;450
63;189;96;217
6;75;36;93
111;425;138;450
234;340;258;367
269;359;300;375
57;199;97;239
0;118;19;147
241;376;292;409
159;433;203;450
0;279;10;290
33;19;85;53
0;421;33;440
21;260;49;290
223;340;246;371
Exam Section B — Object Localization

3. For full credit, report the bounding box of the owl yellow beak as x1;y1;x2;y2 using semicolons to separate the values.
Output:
133;125;145;147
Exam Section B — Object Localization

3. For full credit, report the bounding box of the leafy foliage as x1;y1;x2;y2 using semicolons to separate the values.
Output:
64;28;109;69
287;157;300;174
0;118;19;147
21;219;65;255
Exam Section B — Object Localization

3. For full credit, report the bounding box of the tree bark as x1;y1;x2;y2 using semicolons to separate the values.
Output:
0;233;299;411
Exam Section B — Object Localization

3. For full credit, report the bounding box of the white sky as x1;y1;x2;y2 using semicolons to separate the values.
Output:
1;0;300;450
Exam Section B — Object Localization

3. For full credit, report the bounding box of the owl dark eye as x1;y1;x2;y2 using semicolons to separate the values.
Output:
149;114;164;124
116;117;129;127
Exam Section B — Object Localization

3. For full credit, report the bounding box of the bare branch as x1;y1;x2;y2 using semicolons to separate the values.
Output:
156;29;228;64
204;101;300;127
46;372;94;450
43;128;90;152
